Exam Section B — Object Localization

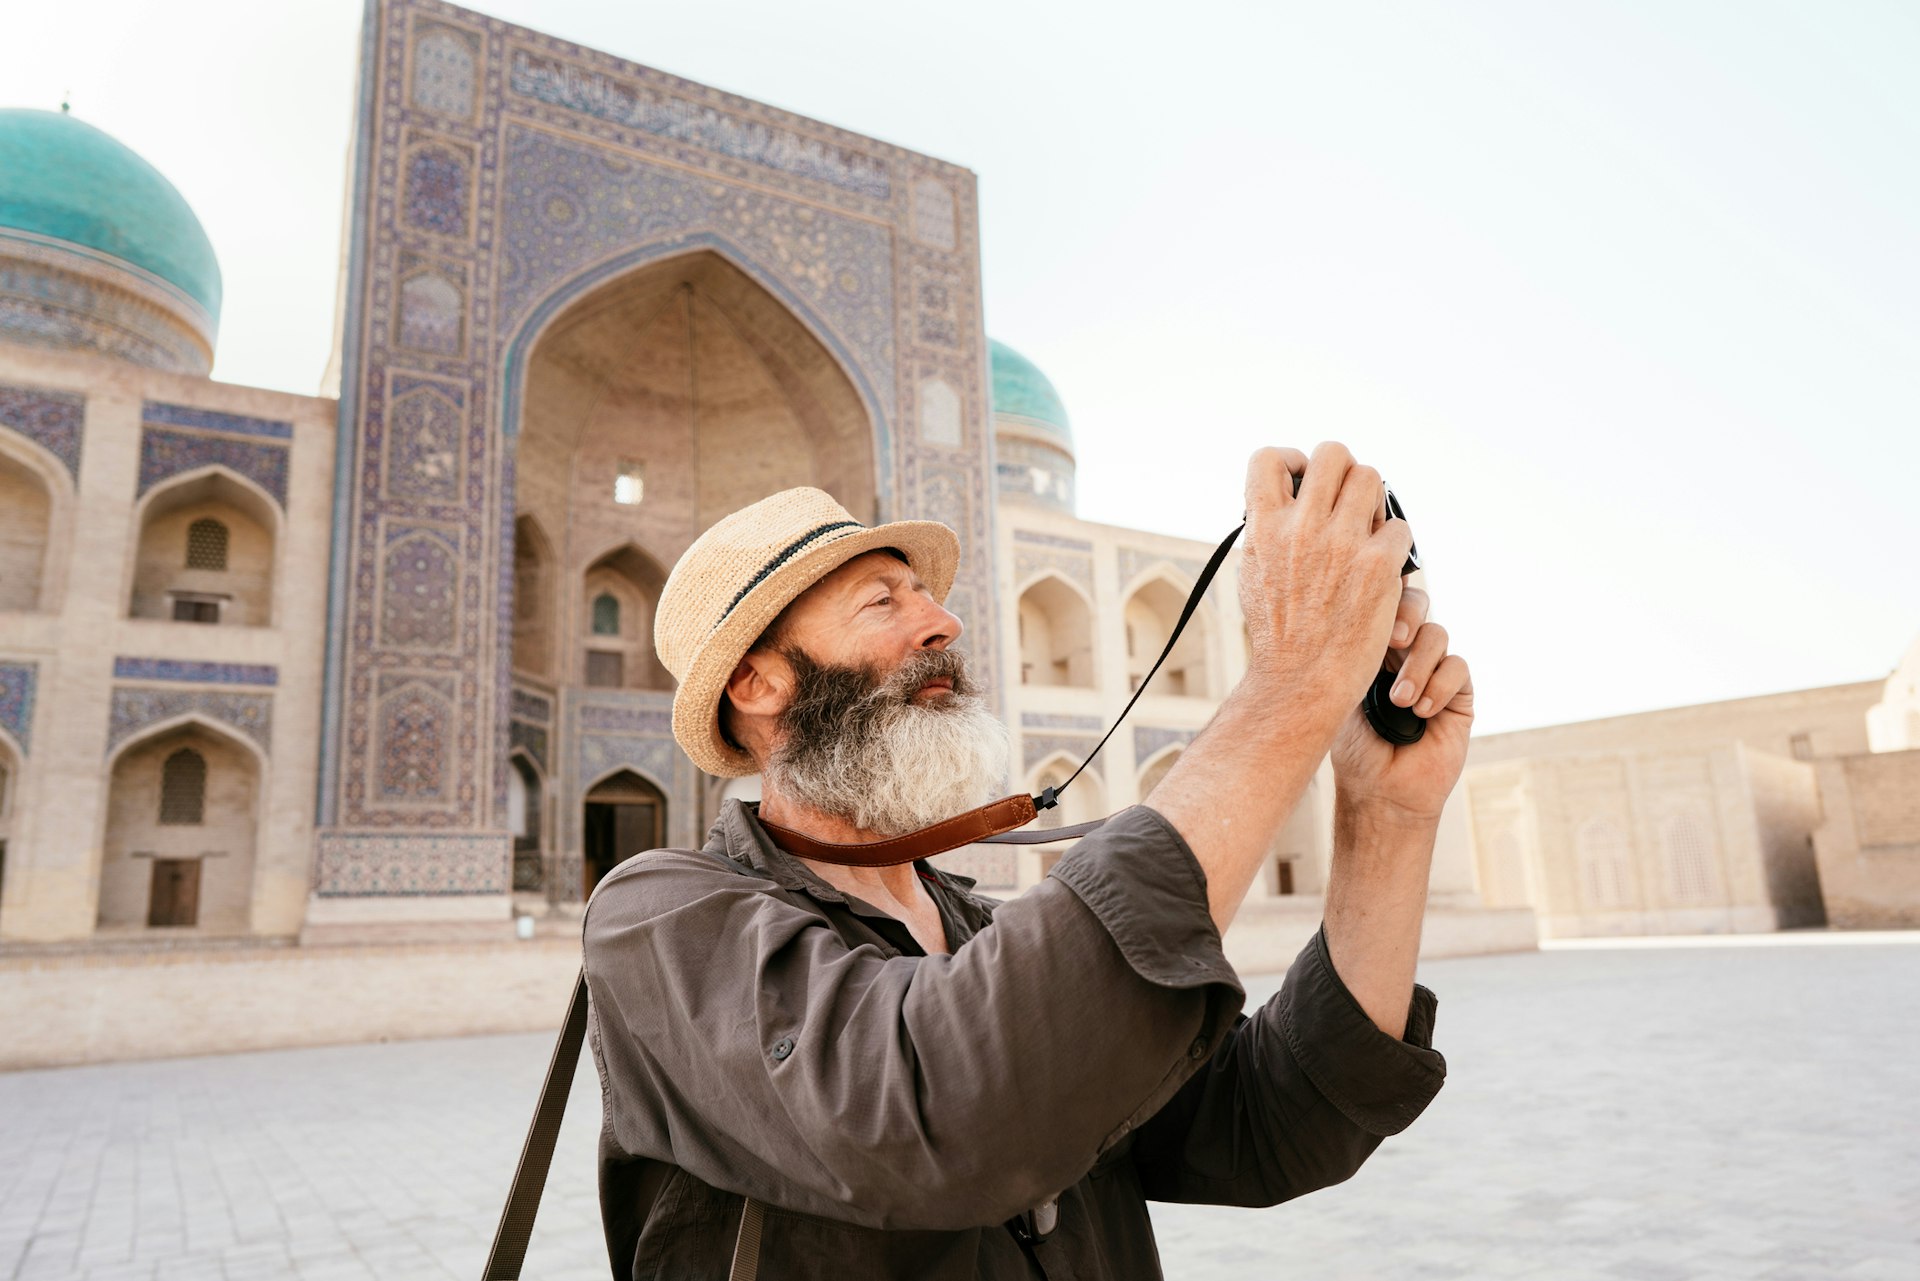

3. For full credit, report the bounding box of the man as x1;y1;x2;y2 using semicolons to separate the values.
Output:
584;443;1472;1278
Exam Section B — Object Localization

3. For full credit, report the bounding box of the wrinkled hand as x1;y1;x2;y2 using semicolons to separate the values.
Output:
1331;587;1474;822
1240;442;1413;724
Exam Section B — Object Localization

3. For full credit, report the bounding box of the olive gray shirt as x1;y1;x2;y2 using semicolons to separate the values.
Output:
582;799;1446;1279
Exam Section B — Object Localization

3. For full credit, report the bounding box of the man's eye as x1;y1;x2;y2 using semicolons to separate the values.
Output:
868;595;891;609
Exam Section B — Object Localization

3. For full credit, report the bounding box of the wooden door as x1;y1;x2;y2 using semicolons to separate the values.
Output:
148;858;200;927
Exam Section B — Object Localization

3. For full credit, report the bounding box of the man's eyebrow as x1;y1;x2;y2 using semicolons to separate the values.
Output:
845;562;921;599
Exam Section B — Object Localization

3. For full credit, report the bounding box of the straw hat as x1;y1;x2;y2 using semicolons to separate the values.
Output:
656;487;961;777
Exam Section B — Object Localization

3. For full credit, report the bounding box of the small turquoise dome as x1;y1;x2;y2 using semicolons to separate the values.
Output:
990;339;1071;449
0;109;221;322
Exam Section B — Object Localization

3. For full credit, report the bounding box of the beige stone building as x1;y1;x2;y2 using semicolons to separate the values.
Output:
1462;635;1920;938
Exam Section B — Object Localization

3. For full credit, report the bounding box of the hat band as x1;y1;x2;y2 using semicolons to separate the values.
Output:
713;519;863;632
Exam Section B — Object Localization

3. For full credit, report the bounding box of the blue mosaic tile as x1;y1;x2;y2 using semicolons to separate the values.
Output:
312;831;509;896
0;661;38;753
508;48;891;200
139;426;289;507
112;658;278;686
0;383;83;480
509;719;549;771
510;689;551;724
578;703;672;734
108;687;272;753
141;401;294;441
1012;530;1094;552
1021;711;1103;731
1133;725;1198;764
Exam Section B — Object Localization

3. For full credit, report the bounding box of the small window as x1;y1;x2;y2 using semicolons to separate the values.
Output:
613;461;645;506
159;749;207;825
591;593;621;636
172;596;222;624
586;650;624;688
1790;732;1813;761
186;519;229;570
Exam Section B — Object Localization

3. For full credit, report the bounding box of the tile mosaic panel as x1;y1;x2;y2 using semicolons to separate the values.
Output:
111;658;278;686
410;20;480;120
396;265;466;358
579;732;678;791
1133;725;1198;766
402;136;473;239
1021;712;1103;731
577;703;672;734
1012;531;1094;553
1119;547;1207;592
0;382;83;480
139;426;290;507
507;47;891;200
373;674;456;803
510;689;551;723
141;402;294;441
312;831;509;896
0;661;37;753
378;526;460;649
383;376;464;502
108;687;272;753
1023;733;1099;774
509;719;548;770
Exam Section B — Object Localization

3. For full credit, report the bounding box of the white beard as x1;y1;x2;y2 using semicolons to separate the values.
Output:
765;654;1011;836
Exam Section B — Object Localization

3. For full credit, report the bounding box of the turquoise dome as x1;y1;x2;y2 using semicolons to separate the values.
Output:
989;339;1071;449
0;109;221;322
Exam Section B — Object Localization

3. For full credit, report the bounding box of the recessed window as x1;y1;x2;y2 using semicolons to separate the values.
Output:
591;592;621;636
170;593;225;624
1790;732;1813;761
186;518;229;570
159;749;207;825
614;461;645;506
586;650;624;688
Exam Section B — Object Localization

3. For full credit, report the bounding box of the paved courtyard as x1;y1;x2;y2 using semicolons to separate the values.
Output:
3;934;1917;1280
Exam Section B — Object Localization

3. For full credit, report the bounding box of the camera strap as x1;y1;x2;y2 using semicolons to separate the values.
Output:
753;521;1245;867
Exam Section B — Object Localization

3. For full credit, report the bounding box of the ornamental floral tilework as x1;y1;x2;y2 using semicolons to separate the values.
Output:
319;0;1000;899
312;831;508;896
0;383;83;480
1133;725;1198;766
139;426;290;507
108;687;272;753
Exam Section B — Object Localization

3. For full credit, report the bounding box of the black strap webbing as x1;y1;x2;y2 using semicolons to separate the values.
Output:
484;969;589;1280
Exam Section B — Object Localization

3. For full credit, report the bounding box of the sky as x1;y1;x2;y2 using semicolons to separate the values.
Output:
5;0;1915;735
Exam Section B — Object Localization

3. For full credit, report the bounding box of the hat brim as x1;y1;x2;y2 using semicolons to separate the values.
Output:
671;520;962;778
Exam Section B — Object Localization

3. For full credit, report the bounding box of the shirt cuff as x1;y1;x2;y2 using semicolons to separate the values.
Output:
1050;804;1243;996
1277;925;1447;1136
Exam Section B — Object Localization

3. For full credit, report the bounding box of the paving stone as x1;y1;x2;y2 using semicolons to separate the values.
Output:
1;937;1915;1279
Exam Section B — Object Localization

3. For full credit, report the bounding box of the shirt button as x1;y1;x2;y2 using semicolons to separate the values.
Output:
1188;1036;1209;1060
771;1037;795;1061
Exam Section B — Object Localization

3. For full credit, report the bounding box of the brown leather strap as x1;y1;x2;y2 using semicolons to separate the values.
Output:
752;793;1038;866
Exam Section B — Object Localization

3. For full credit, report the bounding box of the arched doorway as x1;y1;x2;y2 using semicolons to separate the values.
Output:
1017;575;1095;688
98;721;261;932
0;448;53;614
1124;576;1211;697
129;470;278;627
583;770;667;896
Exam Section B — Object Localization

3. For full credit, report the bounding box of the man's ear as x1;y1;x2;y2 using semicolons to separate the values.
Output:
725;648;791;720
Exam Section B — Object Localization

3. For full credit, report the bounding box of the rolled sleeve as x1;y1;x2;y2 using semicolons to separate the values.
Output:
1279;924;1445;1136
1050;804;1242;994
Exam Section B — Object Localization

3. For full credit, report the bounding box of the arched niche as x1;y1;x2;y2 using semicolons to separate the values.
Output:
1017;575;1095;688
1138;745;1181;803
0;730;20;873
98;719;262;933
580;542;673;691
511;514;556;679
508;750;546;894
1265;780;1322;896
0;438;64;614
1029;753;1105;879
1124;576;1211;698
514;247;877;586
583;768;668;896
129;470;279;627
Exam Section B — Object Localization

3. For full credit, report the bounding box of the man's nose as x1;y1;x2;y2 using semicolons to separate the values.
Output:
913;594;962;651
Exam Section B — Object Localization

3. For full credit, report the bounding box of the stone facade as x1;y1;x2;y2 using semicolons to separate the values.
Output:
0;342;335;943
